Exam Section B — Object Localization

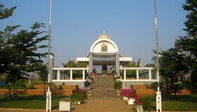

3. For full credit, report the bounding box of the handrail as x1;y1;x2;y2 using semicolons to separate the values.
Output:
52;67;88;82
119;67;156;81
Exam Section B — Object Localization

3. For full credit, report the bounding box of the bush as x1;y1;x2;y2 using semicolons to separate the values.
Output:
114;81;122;90
59;85;63;90
120;89;135;98
6;81;26;89
26;83;34;89
142;96;152;111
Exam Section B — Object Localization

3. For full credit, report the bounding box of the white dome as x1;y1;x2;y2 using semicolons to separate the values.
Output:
98;34;110;40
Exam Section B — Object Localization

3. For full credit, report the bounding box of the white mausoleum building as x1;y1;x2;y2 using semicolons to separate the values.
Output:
77;33;132;75
52;33;156;88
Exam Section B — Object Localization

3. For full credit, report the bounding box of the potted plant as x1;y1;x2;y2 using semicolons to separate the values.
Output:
70;93;81;104
120;88;136;105
84;80;92;89
114;81;122;90
134;94;144;112
120;89;134;100
70;88;88;104
59;98;71;112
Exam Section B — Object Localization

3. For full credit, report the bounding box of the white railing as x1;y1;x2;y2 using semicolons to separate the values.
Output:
52;67;89;83
119;67;157;82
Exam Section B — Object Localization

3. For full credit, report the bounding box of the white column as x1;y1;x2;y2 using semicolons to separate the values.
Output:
136;69;139;80
149;69;152;80
70;70;73;80
57;70;60;80
115;53;120;76
89;53;93;73
124;69;126;80
82;70;85;80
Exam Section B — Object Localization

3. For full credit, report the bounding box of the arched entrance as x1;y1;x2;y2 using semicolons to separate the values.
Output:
77;33;132;75
89;34;120;75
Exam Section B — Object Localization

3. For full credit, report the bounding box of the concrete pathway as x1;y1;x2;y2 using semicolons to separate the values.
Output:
0;99;133;112
71;99;133;112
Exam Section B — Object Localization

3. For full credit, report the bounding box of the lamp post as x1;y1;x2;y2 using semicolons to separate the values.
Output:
46;0;52;111
154;0;162;112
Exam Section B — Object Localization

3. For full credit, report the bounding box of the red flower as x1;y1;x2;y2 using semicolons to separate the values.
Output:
134;94;144;105
120;89;135;98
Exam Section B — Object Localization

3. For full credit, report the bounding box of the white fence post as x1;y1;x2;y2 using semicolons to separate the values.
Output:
57;70;60;80
136;69;139;80
149;69;152;80
70;70;73;80
124;69;126;80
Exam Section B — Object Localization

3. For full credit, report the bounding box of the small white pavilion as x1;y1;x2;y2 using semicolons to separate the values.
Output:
76;33;132;75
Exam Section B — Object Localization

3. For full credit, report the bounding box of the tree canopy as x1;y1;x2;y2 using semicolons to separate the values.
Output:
159;0;197;91
0;4;48;83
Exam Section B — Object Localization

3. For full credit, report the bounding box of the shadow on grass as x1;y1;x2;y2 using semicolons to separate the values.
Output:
17;94;68;101
145;94;197;111
0;94;69;109
162;94;197;103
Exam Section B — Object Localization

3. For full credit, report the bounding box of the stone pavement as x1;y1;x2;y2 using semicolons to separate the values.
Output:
71;99;133;112
0;99;133;112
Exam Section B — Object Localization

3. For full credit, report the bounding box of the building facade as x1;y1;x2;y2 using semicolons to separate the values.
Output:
77;33;132;75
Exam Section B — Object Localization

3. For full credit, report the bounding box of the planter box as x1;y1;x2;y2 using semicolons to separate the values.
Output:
59;101;71;112
123;96;129;100
128;98;135;105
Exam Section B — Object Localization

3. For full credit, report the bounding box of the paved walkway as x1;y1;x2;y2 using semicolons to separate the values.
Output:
71;99;133;112
0;99;133;112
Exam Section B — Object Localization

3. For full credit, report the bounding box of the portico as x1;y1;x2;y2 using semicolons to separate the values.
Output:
77;33;132;75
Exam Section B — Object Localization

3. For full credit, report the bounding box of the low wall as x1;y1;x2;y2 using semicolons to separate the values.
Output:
0;89;73;95
129;85;197;95
0;85;78;96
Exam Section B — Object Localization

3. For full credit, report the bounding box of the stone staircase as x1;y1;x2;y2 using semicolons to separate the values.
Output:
89;75;119;99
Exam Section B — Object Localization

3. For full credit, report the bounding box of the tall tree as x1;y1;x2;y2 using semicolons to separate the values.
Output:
0;4;48;83
159;0;197;91
160;48;188;95
176;0;197;88
183;0;197;36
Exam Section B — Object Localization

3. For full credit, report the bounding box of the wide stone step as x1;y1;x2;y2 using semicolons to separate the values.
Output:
89;75;119;99
90;89;119;99
93;84;114;89
95;79;114;83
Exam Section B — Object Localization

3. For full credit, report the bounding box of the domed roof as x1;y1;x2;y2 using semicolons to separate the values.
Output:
98;33;110;40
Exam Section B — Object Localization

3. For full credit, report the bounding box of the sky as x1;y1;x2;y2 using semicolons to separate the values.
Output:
1;0;187;67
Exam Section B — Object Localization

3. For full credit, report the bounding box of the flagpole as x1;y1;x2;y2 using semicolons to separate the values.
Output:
154;0;162;112
46;0;52;111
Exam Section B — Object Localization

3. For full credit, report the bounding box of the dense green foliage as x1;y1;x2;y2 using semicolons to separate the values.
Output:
0;4;16;20
159;0;197;93
183;0;197;36
0;4;48;83
62;60;88;78
124;59;141;77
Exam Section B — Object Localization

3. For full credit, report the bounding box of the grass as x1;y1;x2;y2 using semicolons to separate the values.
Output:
0;94;67;109
150;94;197;111
0;94;197;111
161;94;197;111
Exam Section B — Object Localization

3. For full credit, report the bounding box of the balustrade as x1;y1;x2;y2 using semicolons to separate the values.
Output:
119;67;157;82
52;67;89;83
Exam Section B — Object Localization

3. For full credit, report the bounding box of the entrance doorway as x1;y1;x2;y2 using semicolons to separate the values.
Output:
92;53;116;75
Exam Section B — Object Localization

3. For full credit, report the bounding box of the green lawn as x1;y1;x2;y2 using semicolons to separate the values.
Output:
151;94;197;111
0;94;197;111
0;94;66;109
